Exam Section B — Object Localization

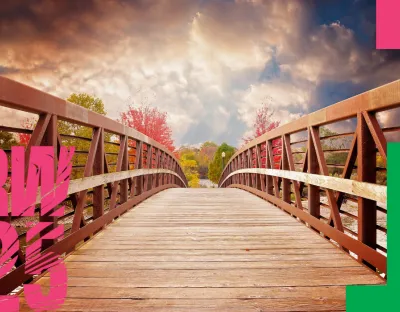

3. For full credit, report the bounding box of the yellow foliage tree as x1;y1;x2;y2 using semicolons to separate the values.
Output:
179;150;200;188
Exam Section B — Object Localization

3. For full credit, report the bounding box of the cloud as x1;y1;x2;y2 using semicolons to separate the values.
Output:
0;0;399;147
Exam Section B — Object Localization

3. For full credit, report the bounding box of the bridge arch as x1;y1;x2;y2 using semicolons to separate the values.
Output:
218;80;399;275
0;77;187;294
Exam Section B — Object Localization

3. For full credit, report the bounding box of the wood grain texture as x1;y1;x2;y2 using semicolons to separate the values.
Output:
220;168;387;203
19;188;383;311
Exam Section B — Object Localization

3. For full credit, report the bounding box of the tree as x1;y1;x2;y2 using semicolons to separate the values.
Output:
0;131;18;149
18;118;34;146
120;104;175;152
242;101;280;144
19;93;117;179
197;141;218;178
179;150;200;188
242;101;281;168
208;143;236;184
19;93;108;146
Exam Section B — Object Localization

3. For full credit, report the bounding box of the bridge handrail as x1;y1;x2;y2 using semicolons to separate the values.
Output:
0;77;187;294
219;80;400;275
220;168;386;203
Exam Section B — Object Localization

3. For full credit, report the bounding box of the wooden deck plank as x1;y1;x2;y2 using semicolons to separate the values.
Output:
19;188;384;311
21;298;346;312
28;285;347;299
64;260;360;269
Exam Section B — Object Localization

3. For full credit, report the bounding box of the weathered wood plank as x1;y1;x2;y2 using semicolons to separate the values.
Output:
30;285;347;300
20;298;346;312
64;260;359;270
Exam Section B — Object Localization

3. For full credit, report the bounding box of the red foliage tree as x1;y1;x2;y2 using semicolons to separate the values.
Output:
120;105;175;152
242;103;281;169
242;104;280;144
18;118;35;146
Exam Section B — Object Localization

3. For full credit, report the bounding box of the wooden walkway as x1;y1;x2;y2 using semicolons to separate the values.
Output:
21;188;383;311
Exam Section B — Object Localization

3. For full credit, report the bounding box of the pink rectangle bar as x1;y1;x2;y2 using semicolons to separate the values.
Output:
376;0;400;49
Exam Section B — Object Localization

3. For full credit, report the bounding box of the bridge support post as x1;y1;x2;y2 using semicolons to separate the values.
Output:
120;135;129;204
39;114;58;250
93;128;104;220
282;136;291;204
357;112;377;266
308;127;320;221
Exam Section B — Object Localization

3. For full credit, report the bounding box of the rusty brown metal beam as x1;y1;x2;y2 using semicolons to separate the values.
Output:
357;112;378;264
93;128;105;221
310;127;344;232
308;129;320;220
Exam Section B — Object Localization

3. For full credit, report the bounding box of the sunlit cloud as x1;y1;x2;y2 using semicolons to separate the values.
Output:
0;0;398;147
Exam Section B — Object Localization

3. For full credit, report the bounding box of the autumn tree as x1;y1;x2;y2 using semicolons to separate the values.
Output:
120;104;175;152
0;131;18;149
179;149;200;188
196;141;218;178
208;143;236;184
241;101;281;168
242;101;280;145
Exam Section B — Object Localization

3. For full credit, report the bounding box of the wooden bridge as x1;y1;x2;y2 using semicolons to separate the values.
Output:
0;77;395;311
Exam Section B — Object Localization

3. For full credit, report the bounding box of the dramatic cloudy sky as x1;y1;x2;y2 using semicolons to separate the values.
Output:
1;0;399;147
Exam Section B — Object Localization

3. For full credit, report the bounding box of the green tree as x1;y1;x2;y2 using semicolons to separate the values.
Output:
20;93;117;179
61;93;120;178
0;131;18;149
208;143;236;184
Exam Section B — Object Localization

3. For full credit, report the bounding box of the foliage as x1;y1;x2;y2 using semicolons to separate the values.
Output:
242;101;280;145
0;131;18;149
196;141;218;178
377;155;387;185
120;104;175;152
177;142;218;186
19;93;118;179
179;150;200;188
208;143;236;184
63;94;119;179
241;101;281;168
18;118;35;146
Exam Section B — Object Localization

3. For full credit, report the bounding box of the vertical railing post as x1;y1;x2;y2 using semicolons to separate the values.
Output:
281;135;290;203
93;128;104;220
144;144;152;191
134;140;143;196
266;140;273;195
40;114;58;250
120;135;129;204
308;127;320;219
357;112;377;259
159;151;165;187
153;148;160;188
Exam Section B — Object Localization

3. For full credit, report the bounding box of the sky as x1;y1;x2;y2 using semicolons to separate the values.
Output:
1;0;400;147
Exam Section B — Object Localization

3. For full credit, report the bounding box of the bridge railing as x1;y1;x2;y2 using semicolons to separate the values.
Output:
0;77;187;294
219;80;400;276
